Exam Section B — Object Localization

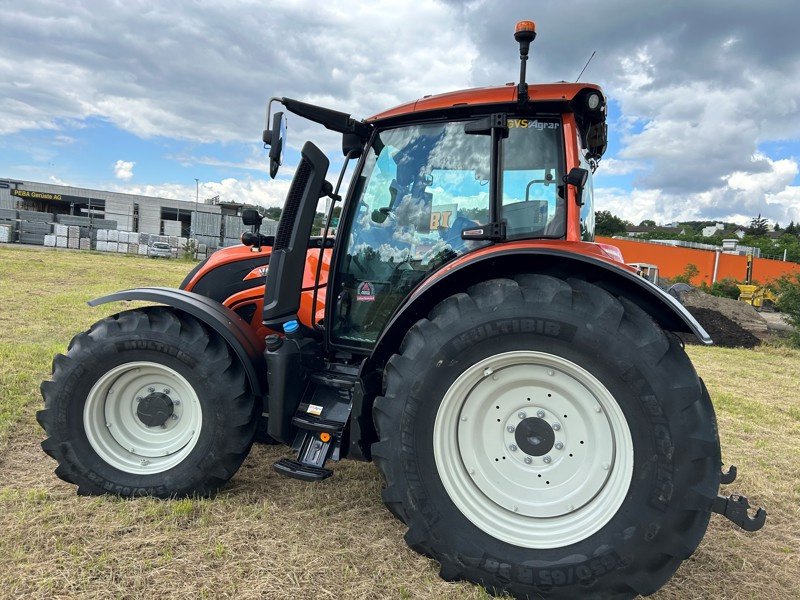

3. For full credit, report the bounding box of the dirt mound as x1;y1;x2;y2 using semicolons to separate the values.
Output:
681;307;762;348
676;289;769;347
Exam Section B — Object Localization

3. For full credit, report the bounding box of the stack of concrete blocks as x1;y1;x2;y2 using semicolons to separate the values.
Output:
137;232;149;256
117;230;129;253
67;226;80;249
80;238;91;250
107;228;119;253
49;223;67;248
0;209;18;241
0;224;14;243
96;229;107;251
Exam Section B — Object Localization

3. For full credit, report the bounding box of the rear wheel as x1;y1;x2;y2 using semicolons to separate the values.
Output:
38;307;259;497
372;275;720;598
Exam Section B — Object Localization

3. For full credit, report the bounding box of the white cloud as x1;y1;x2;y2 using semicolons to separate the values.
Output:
2;1;800;227
596;156;800;226
113;176;292;209
113;160;135;181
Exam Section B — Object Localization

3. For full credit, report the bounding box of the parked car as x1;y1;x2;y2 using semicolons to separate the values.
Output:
148;241;171;258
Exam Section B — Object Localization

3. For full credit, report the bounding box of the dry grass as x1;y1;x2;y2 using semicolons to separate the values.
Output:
0;244;797;599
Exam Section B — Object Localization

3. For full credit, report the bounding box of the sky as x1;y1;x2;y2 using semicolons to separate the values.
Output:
2;0;799;227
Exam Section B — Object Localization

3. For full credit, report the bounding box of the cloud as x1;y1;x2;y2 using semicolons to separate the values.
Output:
113;176;293;210
113;160;135;181
1;1;799;226
596;155;800;226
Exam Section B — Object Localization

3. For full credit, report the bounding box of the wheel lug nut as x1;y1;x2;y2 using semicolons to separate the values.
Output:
171;414;178;420
509;444;518;452
147;387;155;393
536;410;545;418
506;425;515;433
552;423;561;431
524;456;532;464
543;456;552;464
517;412;527;419
172;399;181;406
555;442;564;450
163;388;171;394
136;396;143;402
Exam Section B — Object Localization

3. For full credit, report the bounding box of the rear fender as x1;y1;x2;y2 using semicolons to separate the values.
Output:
89;287;266;399
369;248;710;369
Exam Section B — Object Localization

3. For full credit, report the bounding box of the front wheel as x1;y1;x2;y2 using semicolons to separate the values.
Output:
372;275;721;598
38;307;259;497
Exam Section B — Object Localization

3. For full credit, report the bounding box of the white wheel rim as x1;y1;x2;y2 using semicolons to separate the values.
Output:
433;351;633;549
83;361;203;474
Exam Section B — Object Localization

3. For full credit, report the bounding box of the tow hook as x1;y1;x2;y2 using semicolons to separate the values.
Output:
712;493;766;532
720;464;737;484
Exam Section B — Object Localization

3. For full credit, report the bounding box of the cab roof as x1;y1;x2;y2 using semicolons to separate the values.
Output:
367;82;604;122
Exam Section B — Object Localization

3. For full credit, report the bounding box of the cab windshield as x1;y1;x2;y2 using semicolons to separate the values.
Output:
331;117;564;347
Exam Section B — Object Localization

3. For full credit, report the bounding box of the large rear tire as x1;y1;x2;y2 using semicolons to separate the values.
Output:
38;307;259;497
372;275;720;598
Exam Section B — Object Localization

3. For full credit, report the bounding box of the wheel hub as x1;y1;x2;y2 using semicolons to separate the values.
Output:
514;416;554;456
83;362;202;474
434;351;634;549
136;392;174;427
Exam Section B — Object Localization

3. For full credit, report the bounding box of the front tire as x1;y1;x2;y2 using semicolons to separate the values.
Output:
38;307;259;497
372;275;720;598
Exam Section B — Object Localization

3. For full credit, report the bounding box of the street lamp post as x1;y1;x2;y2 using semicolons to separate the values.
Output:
193;178;199;240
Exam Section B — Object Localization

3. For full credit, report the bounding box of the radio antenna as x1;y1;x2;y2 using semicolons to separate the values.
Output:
575;50;596;82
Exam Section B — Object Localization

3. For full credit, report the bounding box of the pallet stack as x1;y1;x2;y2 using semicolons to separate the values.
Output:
18;210;52;245
0;209;17;242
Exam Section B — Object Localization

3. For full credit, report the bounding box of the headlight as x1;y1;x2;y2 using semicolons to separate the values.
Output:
587;93;601;110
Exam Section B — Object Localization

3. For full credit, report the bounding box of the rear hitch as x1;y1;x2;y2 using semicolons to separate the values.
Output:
720;464;737;484
712;493;766;532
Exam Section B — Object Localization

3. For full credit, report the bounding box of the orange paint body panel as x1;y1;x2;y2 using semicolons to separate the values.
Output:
368;83;602;122
185;244;333;342
599;236;800;285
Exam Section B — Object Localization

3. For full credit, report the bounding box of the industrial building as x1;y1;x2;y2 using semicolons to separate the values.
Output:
0;177;276;251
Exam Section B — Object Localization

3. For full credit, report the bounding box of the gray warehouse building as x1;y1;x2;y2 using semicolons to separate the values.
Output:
0;177;276;250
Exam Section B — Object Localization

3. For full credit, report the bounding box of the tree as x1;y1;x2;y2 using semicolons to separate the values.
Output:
595;211;630;236
263;206;282;221
672;263;699;285
774;222;781;231
776;274;800;347
786;221;797;236
639;219;656;227
748;213;769;236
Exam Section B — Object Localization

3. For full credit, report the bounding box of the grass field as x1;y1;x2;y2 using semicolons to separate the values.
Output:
0;244;797;599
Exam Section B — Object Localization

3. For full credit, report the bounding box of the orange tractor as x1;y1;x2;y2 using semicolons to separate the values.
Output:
38;21;764;598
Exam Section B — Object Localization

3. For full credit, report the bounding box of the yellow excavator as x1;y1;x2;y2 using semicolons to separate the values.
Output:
737;254;779;310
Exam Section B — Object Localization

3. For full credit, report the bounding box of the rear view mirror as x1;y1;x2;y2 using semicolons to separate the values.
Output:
564;167;589;206
262;111;286;179
241;208;263;226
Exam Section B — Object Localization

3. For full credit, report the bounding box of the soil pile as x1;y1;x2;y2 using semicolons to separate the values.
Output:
676;289;769;348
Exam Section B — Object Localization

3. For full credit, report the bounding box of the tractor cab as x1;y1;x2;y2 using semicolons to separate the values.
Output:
256;22;609;352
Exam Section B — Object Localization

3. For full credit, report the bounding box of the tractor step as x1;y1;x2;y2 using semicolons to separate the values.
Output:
272;364;357;482
712;492;766;532
273;458;332;481
292;412;345;433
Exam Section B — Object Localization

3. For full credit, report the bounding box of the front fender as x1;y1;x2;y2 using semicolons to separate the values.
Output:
89;287;266;399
